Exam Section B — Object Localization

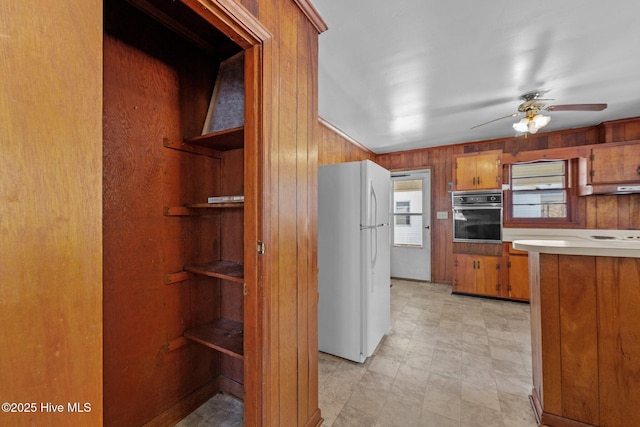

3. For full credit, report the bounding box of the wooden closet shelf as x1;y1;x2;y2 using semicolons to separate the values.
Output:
184;318;243;359
186;202;244;209
184;260;244;283
164;203;243;216
186;126;244;151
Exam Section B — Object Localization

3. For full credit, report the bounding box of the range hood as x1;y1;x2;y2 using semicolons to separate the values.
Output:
580;183;640;195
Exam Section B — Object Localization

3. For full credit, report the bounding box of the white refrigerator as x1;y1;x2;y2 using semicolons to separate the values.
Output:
318;160;391;363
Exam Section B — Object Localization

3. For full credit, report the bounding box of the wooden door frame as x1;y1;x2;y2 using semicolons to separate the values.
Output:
180;1;272;425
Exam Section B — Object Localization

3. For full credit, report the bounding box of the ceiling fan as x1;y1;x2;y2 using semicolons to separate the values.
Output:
471;91;607;134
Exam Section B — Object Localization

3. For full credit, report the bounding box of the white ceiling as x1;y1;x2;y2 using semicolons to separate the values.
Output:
313;0;640;153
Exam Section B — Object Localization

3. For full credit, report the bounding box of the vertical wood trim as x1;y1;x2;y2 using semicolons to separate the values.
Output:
596;257;640;427
265;10;281;425
296;13;311;424
277;2;299;424
539;254;562;415
257;34;276;427
307;28;321;427
558;255;599;425
529;252;543;408
243;43;262;427
631;194;640;229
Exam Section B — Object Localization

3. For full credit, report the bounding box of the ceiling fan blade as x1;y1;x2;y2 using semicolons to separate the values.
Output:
546;103;607;111
470;112;521;129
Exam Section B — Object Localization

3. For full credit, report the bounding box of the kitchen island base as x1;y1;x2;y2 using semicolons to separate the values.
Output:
527;251;640;427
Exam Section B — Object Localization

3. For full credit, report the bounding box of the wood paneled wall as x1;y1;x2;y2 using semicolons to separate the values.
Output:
318;118;375;165
319;117;640;285
0;1;103;426
376;145;456;284
249;1;326;425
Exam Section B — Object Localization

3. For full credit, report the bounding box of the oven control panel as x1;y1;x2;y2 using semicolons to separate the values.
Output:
452;191;502;206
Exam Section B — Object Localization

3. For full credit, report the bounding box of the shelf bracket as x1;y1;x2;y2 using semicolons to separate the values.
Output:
163;137;222;158
164;271;193;285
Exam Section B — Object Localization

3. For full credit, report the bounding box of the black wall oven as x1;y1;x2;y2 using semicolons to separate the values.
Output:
452;191;502;243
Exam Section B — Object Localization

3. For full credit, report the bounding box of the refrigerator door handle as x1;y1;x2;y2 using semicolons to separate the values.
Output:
372;184;377;227
372;227;377;272
370;183;378;286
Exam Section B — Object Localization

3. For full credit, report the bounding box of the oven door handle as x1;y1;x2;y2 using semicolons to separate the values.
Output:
453;205;501;210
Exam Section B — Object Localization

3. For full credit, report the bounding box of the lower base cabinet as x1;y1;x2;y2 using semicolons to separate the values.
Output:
452;243;530;302
504;243;530;301
453;254;502;297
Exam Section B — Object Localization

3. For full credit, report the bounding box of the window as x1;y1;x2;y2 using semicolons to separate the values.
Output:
393;180;423;247
505;159;583;226
511;161;567;218
395;201;411;225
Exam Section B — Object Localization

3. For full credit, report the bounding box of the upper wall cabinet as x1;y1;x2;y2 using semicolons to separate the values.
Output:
587;140;640;193
453;150;502;191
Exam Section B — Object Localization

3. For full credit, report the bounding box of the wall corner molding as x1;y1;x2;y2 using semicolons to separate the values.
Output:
292;0;328;33
319;116;375;155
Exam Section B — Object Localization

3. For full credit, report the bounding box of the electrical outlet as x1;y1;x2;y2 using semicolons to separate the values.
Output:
436;211;449;220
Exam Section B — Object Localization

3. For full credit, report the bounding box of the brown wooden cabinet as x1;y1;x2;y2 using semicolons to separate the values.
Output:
452;254;476;294
503;243;529;301
453;254;502;297
589;140;640;185
453;242;530;302
453;150;502;191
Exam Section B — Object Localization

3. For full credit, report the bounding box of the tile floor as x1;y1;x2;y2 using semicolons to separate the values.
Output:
176;279;538;427
319;279;537;427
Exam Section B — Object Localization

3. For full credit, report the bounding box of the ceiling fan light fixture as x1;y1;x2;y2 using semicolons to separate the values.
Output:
512;112;551;134
533;113;551;128
512;118;529;132
473;90;606;134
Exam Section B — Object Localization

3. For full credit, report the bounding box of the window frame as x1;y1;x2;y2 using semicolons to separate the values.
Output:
503;158;583;228
392;180;424;247
394;200;411;226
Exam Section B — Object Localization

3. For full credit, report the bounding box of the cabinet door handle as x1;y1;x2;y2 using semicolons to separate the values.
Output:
477;176;481;185
472;176;476;186
477;260;480;269
472;260;476;269
637;165;640;175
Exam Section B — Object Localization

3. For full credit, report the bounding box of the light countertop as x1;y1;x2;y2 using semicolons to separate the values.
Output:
505;228;640;258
